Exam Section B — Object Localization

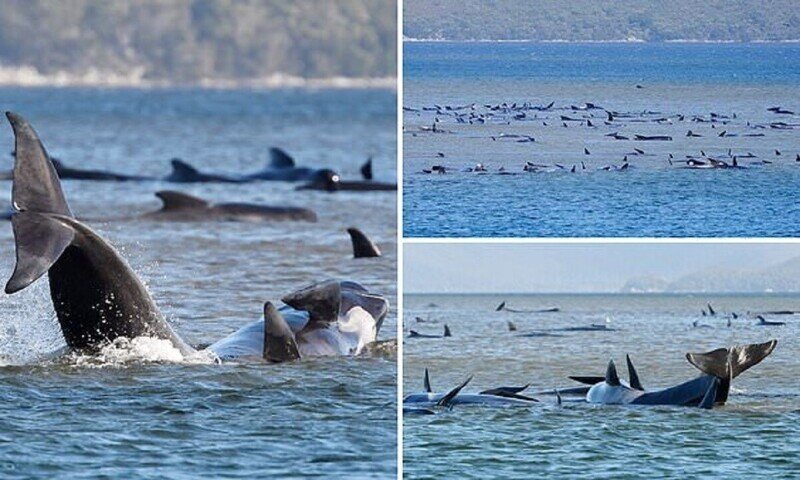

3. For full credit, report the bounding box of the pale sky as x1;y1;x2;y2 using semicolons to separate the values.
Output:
404;243;800;293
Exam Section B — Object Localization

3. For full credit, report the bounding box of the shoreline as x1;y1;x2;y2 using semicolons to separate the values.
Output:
0;66;397;90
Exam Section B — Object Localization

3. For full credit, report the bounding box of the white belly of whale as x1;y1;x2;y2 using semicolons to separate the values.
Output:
206;306;377;361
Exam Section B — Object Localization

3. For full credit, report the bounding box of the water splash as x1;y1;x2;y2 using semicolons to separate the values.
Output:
0;280;64;365
66;337;217;368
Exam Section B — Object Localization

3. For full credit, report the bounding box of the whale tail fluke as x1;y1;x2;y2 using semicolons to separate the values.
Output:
263;302;301;362
686;339;777;380
347;228;381;258
4;112;76;294
269;147;296;169
6;112;71;217
360;157;373;180
443;324;452;337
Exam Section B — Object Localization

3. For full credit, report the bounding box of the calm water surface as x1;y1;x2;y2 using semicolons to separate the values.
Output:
0;87;397;478
404;42;800;237
404;293;800;479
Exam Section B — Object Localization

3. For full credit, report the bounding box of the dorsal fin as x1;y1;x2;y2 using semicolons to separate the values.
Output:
443;324;452;337
269;147;295;169
424;368;432;392
155;191;208;210
496;301;506;311
605;359;620;386
6;112;71;216
626;354;644;390
436;375;472;409
262;302;300;363
347;228;381;258
282;280;341;325
360;157;373;180
169;158;200;180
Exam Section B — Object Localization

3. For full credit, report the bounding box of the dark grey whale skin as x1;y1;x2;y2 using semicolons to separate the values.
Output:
139;191;317;222
3;111;193;355
296;169;397;192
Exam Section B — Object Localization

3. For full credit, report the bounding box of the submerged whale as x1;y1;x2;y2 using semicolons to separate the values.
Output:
2;111;387;362
404;375;474;415
164;158;245;183
571;340;777;409
243;147;332;182
139;190;317;222
297;170;397;192
0;156;157;182
404;369;538;410
51;158;155;181
164;149;341;184
408;324;451;338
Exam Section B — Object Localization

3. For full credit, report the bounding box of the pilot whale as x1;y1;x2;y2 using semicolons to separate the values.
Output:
163;148;340;184
244;147;332;182
297;169;397;192
572;340;777;409
139;190;317;222
207;280;388;362
403;369;538;409
2;112;387;363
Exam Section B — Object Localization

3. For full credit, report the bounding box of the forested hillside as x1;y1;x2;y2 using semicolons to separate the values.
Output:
404;0;799;42
0;0;396;84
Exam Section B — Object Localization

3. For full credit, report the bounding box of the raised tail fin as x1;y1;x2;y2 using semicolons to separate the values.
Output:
347;228;381;258
6;112;71;216
4;112;75;294
686;339;777;379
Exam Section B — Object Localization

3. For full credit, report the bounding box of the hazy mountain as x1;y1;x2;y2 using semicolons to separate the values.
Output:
0;0;396;86
621;256;800;293
404;0;799;42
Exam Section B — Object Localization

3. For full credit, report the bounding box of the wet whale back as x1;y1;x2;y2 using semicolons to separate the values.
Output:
48;218;184;350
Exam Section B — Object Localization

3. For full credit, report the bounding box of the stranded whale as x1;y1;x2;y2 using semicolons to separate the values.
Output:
2;112;387;363
403;369;538;409
139;190;317;222
572;340;777;409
